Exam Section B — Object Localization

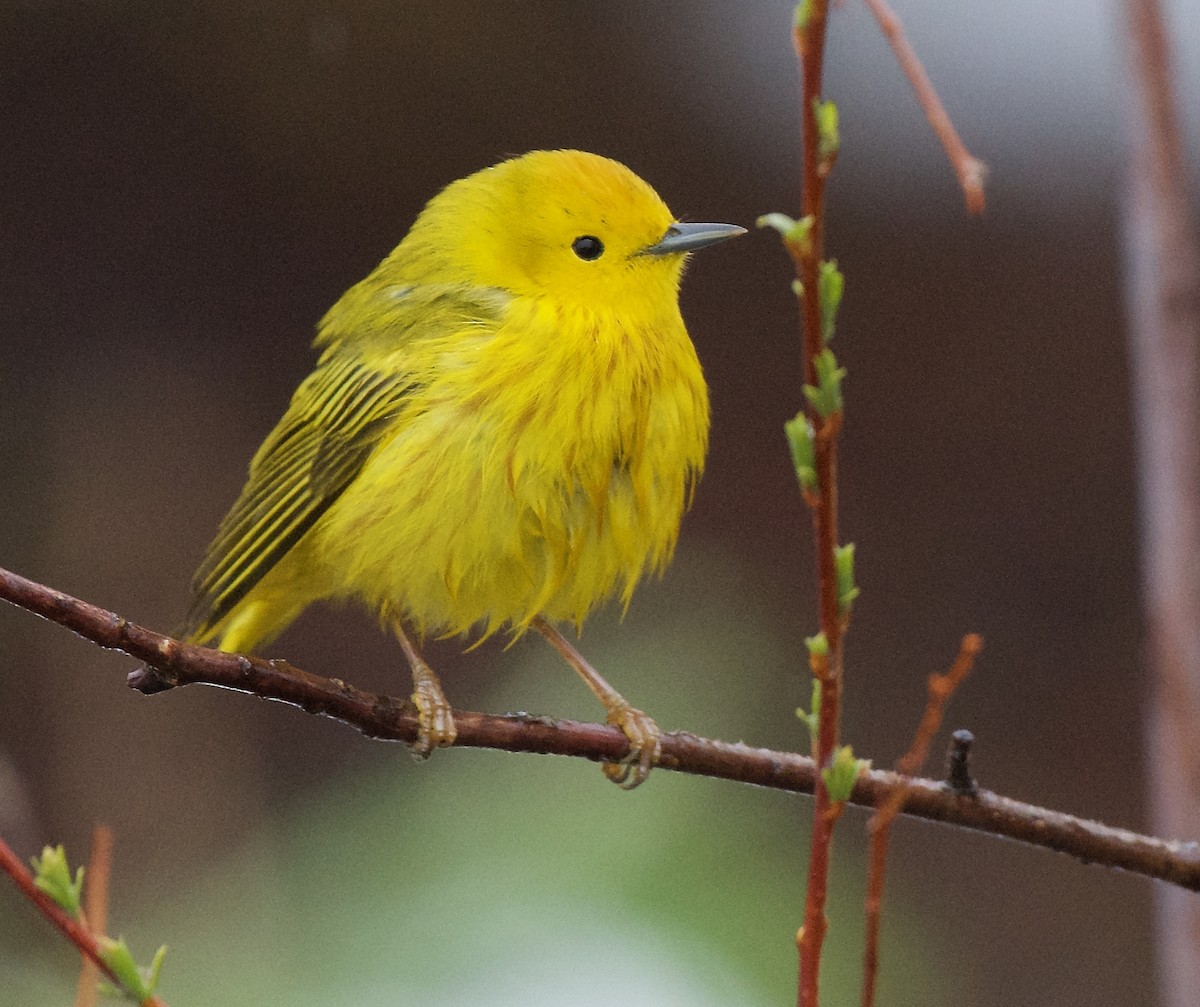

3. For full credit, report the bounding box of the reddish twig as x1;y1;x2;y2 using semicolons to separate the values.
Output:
75;825;113;1007
790;6;848;1006
1121;0;1200;1003
861;0;986;213
0;834;166;1007
790;7;984;1000
888;634;982;783
2;565;1199;889
0;837;115;983
859;634;982;1007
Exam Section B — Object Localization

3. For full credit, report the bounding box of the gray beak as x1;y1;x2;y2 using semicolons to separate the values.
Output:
642;221;747;256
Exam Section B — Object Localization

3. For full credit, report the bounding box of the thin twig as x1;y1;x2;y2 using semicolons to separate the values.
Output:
790;4;846;1005
1121;0;1200;1002
861;0;986;213
2;568;1198;887
0;834;166;1007
893;635;981;781
74;825;113;1007
860;634;981;1007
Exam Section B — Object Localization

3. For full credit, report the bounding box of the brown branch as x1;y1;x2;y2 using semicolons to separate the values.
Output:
862;0;987;214
3;569;1199;889
0;834;166;1007
860;634;981;1007
1121;0;1200;1003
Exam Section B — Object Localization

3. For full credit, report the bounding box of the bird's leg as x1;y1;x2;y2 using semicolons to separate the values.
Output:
390;615;457;758
531;615;661;789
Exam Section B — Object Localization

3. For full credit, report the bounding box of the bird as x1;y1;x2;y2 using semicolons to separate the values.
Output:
182;149;744;787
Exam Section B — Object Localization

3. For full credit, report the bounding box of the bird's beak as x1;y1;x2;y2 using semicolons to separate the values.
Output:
641;221;747;256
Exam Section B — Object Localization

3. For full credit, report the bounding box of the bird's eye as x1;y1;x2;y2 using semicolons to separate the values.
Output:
571;235;604;261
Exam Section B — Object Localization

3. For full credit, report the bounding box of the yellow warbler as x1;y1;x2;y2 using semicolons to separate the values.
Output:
183;149;743;786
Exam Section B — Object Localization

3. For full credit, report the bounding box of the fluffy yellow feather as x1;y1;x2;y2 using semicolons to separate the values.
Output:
183;149;742;785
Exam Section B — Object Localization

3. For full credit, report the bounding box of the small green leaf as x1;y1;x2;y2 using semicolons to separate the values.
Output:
802;349;847;418
813;97;840;162
794;0;815;31
97;936;167;1001
98;937;142;997
757;212;795;235
805;631;828;659
796;679;822;740
30;845;83;916
791;279;804;299
145;944;169;996
756;212;814;253
817;259;845;345
784;412;818;491
834;542;860;614
822;745;870;803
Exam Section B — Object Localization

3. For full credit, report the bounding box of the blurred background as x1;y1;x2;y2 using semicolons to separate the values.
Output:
3;1;1199;1004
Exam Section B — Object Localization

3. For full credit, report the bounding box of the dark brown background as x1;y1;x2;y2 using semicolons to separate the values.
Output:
3;2;1196;1004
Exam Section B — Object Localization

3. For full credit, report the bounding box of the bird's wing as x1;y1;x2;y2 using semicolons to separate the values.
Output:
183;283;508;643
182;355;411;641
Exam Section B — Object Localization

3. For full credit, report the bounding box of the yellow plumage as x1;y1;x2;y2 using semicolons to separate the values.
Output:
183;149;741;783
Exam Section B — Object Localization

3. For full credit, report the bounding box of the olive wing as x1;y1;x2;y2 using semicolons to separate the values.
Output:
183;283;509;643
182;356;411;641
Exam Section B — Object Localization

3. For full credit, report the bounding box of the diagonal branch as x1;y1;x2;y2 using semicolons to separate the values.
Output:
0;835;167;1007
862;0;986;213
2;563;1199;890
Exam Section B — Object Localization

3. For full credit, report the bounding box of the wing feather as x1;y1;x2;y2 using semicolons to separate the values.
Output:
183;282;509;644
183;360;412;640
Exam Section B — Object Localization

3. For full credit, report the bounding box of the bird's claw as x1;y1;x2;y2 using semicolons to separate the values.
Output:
602;704;662;790
409;676;457;760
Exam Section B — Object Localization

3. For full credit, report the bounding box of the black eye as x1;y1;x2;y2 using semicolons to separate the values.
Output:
571;235;604;261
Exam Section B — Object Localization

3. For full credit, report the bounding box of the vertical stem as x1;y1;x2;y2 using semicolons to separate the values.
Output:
1121;2;1200;1006
796;5;829;384
859;635;981;1007
75;825;114;1007
791;6;844;1007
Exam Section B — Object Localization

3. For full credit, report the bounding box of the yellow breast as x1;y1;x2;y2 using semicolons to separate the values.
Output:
313;295;708;638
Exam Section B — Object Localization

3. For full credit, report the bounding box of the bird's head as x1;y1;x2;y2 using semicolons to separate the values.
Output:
398;149;743;317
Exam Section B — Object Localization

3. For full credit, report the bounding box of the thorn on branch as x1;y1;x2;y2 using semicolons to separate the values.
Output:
945;729;979;797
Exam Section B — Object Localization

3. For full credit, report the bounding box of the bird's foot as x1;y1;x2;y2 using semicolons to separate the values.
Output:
601;702;662;790
408;664;458;759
